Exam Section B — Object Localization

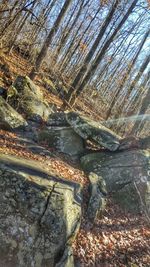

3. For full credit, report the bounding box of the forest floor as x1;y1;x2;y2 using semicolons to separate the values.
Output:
0;50;150;267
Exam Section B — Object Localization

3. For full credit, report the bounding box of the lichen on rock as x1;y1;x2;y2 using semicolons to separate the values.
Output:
81;149;150;214
0;96;27;130
66;111;121;151
9;76;52;121
0;153;82;267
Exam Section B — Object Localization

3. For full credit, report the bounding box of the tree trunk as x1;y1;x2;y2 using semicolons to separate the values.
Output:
53;0;82;63
129;70;150;135
120;53;150;115
106;28;150;119
66;0;138;105
29;0;72;80
65;0;119;101
130;87;150;136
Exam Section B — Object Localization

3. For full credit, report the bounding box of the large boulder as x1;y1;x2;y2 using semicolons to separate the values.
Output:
38;126;85;156
9;76;52;121
81;150;150;215
0;153;82;267
66;112;121;151
0;96;27;130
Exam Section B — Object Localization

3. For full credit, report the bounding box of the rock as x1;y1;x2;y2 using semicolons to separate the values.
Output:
0;153;82;267
43;77;59;95
81;150;150;214
55;246;74;267
0;96;27;130
119;136;139;150
9;76;52;120
48;103;58;113
87;172;107;221
119;136;150;150
14;76;43;98
47;112;69;127
139;136;150;149
38;126;85;156
66;112;121;151
0;86;7;99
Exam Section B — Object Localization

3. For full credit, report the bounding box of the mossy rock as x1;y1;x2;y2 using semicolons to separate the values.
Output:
66;111;121;151
43;77;59;95
0;96;27;130
0;153;82;267
38;126;85;156
9;76;52;120
81;150;150;214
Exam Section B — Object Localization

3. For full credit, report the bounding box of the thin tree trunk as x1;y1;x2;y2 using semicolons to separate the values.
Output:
130;84;150;135
7;1;37;52
66;0;138;105
59;7;89;72
106;28;150;119
120;53;150;115
129;70;150;113
65;0;119;100
54;0;86;65
29;0;72;80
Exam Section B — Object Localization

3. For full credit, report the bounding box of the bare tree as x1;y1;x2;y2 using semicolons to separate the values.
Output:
29;0;72;80
106;27;150;119
64;0;119;102
130;83;150;136
120;52;150;114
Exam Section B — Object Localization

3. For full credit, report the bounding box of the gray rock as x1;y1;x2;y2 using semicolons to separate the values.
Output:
0;86;7;99
38;126;85;156
0;96;27;130
9;76;52;121
119;136;150;151
47;112;69;127
55;246;74;267
0;153;82;267
66;112;121;151
81;150;150;214
119;136;139;150
87;172;107;221
139;136;150;149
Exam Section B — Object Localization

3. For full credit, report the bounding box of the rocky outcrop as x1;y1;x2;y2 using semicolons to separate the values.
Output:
9;76;53;120
81;150;150;215
0;96;27;130
38;126;85;156
66;111;121;151
0;153;82;267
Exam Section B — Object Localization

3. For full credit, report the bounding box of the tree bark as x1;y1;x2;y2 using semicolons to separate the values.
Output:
65;0;138;105
106;28;150;119
130;86;150;136
65;0;119;101
29;0;72;80
120;53;150;114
